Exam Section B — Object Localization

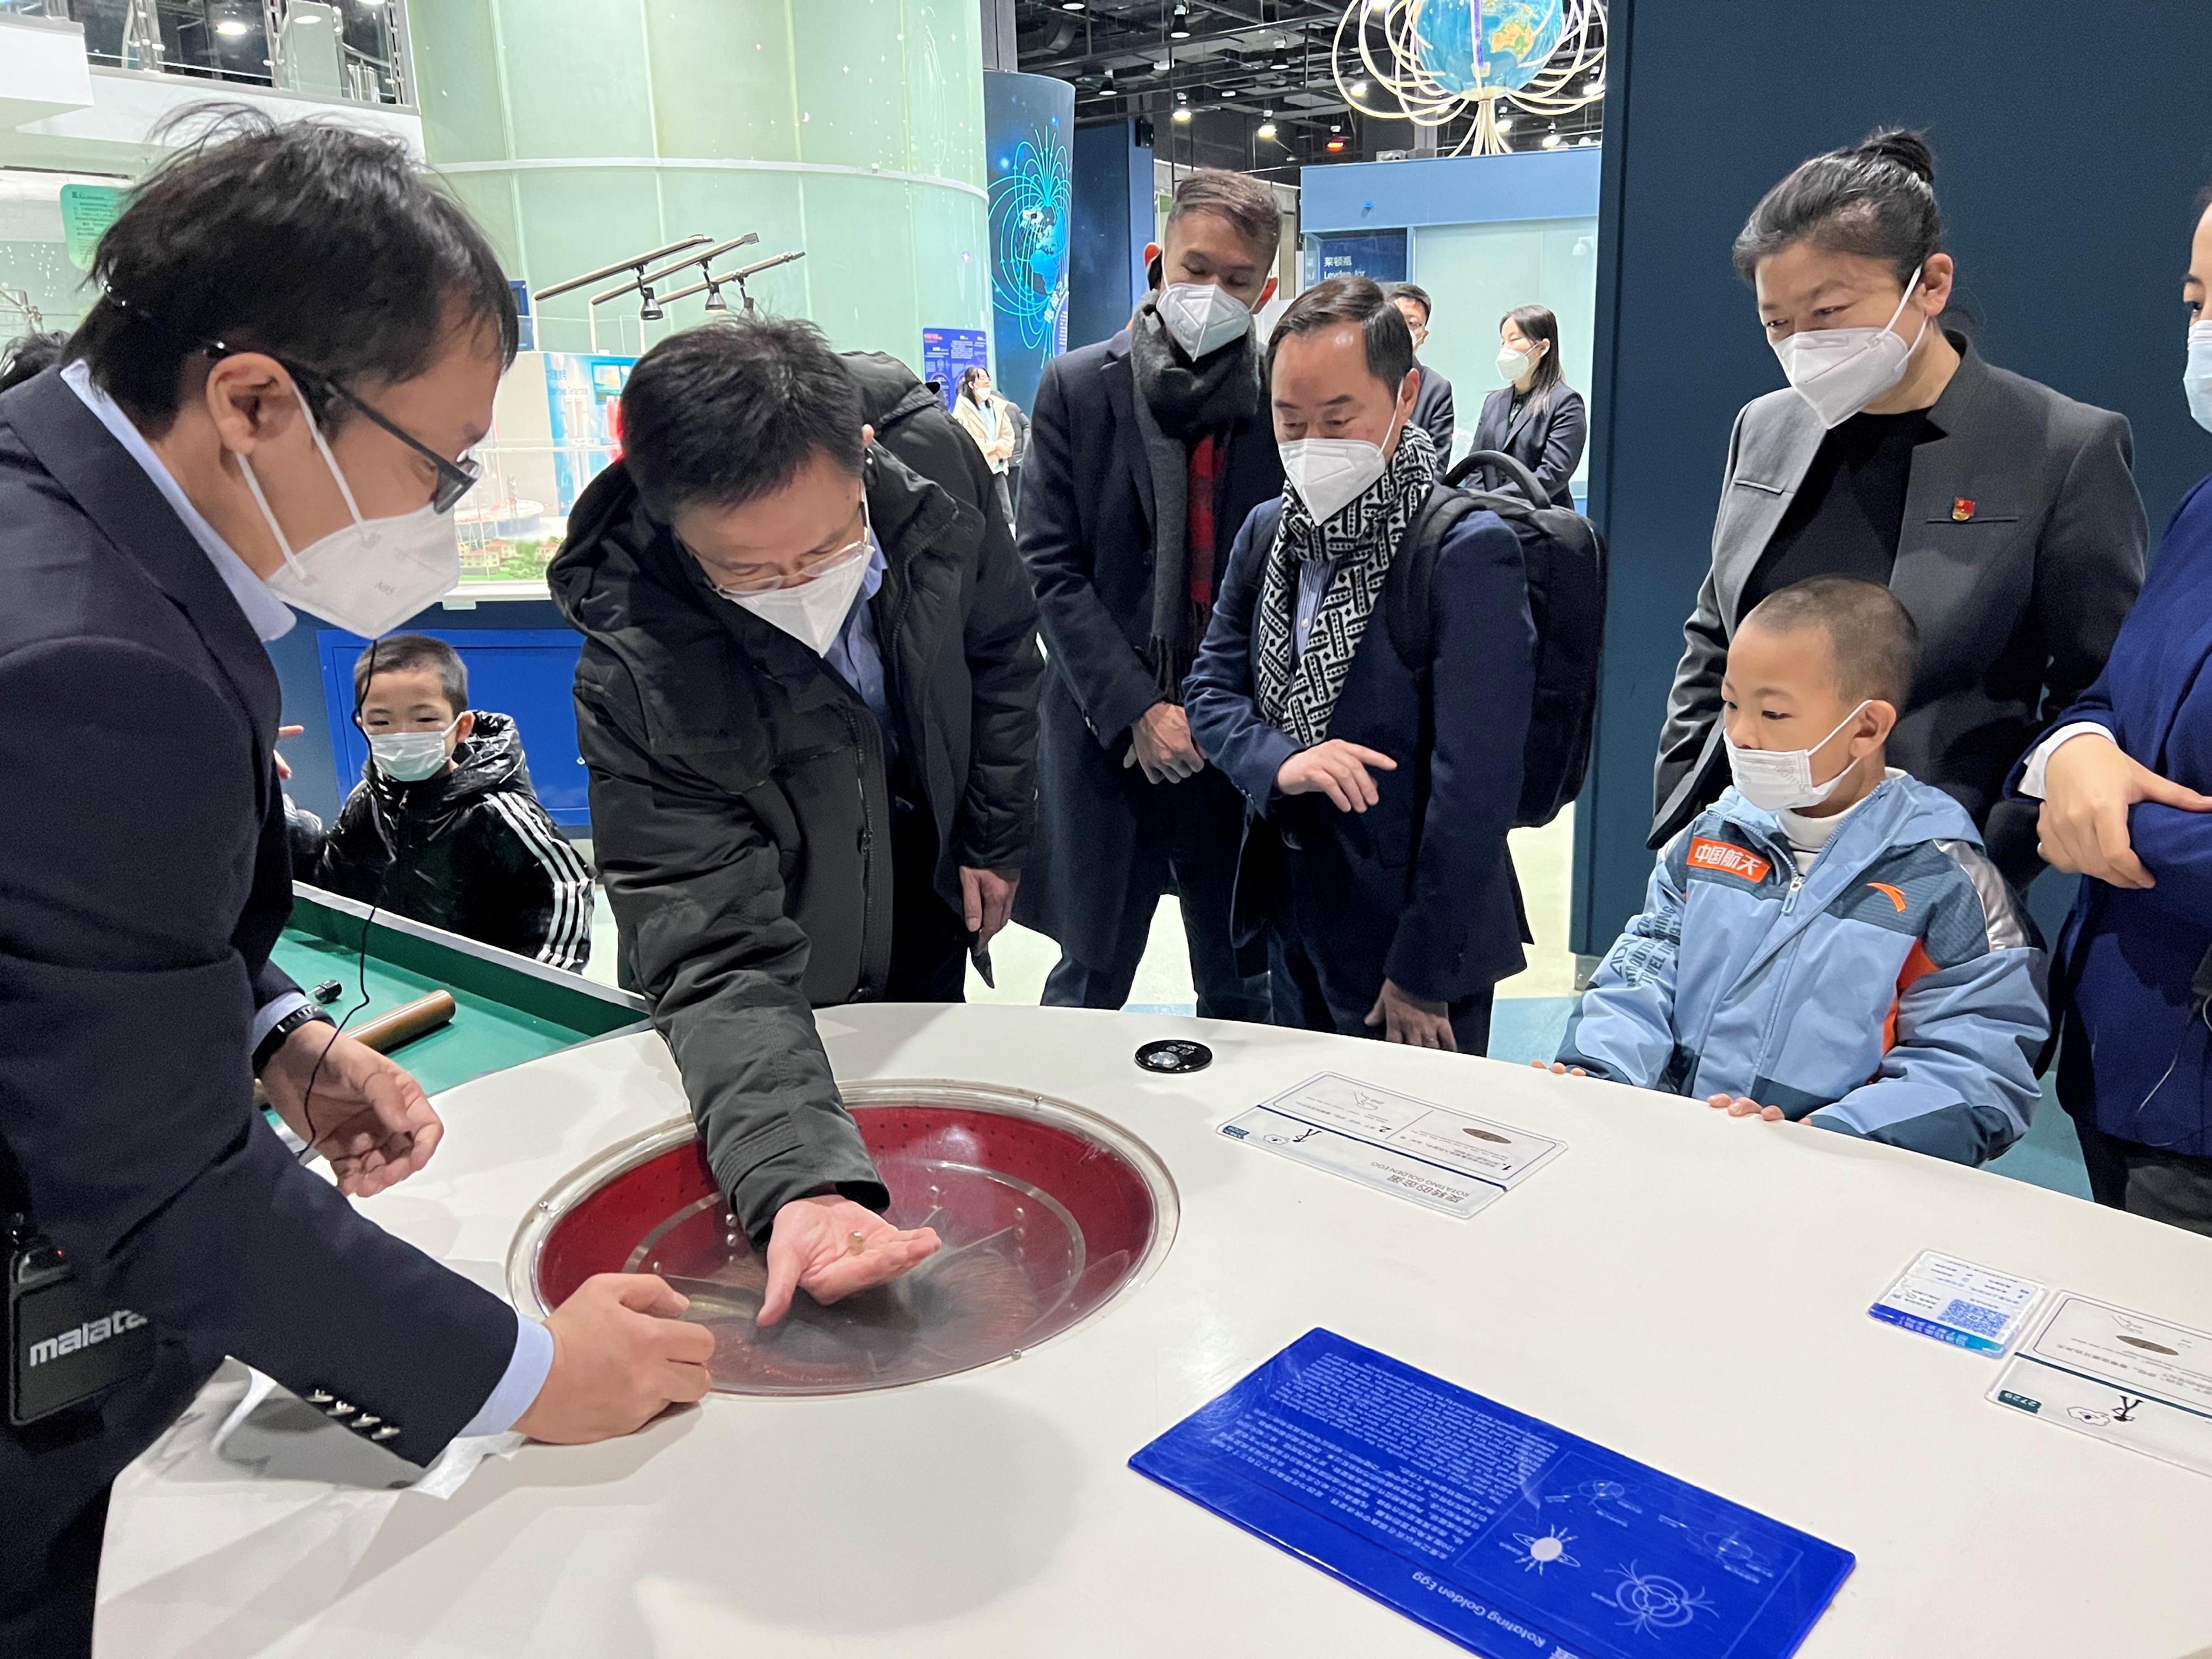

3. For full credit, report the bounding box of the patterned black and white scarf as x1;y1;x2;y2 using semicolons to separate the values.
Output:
1255;420;1438;747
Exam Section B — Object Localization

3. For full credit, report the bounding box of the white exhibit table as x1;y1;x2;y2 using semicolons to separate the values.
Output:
95;1005;2212;1657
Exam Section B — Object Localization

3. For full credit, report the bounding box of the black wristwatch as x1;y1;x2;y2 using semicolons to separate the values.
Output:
253;1005;337;1076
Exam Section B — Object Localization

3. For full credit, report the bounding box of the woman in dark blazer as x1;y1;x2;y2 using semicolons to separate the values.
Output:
2020;191;2212;1235
1653;128;2146;888
1469;302;1585;507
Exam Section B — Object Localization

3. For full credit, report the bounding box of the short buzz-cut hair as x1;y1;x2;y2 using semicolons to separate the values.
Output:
354;633;467;714
1162;168;1282;261
1266;275;1415;394
1387;281;1434;324
619;315;864;519
1740;576;1919;709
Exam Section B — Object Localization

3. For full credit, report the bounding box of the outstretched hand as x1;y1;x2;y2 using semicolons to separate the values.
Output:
758;1194;941;1327
1277;741;1397;813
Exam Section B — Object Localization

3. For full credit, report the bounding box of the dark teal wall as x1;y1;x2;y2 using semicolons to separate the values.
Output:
1070;120;1152;349
1575;0;2212;954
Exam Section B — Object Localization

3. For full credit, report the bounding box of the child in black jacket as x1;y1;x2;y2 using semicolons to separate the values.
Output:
317;635;593;971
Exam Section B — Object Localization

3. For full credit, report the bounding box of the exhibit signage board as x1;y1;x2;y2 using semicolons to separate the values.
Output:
1133;1329;1854;1659
922;325;991;410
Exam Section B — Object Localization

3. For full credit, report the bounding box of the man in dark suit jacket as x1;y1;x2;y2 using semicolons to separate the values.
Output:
1016;170;1286;1018
1188;277;1533;1055
1390;283;1457;458
0;118;705;1657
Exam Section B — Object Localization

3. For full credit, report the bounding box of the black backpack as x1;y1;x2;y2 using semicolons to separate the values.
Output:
1382;448;1606;829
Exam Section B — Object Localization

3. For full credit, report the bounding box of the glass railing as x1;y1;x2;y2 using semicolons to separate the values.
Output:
0;0;411;108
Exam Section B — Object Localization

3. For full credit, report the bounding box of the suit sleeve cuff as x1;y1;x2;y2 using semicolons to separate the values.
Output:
249;991;312;1051
2017;722;2115;800
456;1314;555;1437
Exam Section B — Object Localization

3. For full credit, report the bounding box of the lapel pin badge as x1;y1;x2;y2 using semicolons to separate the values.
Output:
1952;497;1977;522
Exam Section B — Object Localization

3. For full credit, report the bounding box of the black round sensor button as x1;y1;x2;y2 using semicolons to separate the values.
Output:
1135;1039;1213;1074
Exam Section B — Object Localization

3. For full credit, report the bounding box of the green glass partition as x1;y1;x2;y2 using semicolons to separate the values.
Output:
405;0;991;363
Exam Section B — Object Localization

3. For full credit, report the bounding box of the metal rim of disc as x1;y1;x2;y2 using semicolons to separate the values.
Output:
505;1078;1183;1374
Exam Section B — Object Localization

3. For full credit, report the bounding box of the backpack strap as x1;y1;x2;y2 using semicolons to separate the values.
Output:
1448;447;1549;506
1383;483;1483;686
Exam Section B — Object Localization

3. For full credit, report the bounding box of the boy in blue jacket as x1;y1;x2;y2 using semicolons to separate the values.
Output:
1550;576;2047;1165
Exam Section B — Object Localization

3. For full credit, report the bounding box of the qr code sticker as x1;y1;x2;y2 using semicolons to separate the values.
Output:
1937;1298;2008;1338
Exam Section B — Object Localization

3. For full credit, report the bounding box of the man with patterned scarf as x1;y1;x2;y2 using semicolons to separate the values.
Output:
1016;170;1286;1019
1188;277;1537;1055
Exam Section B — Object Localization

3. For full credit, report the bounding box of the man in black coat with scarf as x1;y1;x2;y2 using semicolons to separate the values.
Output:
1016;169;1285;1018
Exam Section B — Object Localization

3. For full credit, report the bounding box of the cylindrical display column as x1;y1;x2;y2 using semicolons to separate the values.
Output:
405;0;992;362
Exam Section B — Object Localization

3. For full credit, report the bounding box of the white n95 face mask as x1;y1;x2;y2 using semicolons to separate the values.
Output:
1280;404;1405;525
241;401;460;639
2185;320;2212;434
715;498;875;657
1496;345;1531;383
368;717;460;783
1771;265;1929;429
1723;701;1871;812
1158;281;1253;360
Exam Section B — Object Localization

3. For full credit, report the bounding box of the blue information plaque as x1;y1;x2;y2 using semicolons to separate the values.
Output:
1131;1331;1853;1659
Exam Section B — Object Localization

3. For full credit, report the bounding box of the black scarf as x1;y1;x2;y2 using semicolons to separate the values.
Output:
1255;421;1438;748
1128;293;1262;688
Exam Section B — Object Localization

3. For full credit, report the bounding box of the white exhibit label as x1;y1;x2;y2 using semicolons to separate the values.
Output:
1219;1072;1564;1219
1989;1292;2212;1478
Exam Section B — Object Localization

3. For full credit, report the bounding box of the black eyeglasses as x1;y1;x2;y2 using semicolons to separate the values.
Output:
280;361;482;515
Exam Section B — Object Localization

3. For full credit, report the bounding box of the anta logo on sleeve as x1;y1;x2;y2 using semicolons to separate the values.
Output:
1687;837;1773;885
27;1308;145;1369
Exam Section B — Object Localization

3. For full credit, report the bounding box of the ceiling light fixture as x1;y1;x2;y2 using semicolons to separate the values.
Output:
1541;128;1562;149
215;17;249;35
1349;78;1369;95
1495;114;1514;132
1169;4;1190;40
1326;137;1347;153
1257;122;1277;139
1061;1;1084;9
1172;106;1193;123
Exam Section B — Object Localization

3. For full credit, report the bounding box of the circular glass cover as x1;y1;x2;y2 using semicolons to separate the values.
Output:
512;1083;1177;1396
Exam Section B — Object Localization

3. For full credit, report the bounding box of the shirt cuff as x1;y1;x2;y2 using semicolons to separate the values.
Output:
249;991;312;1052
2018;721;2116;800
457;1315;555;1437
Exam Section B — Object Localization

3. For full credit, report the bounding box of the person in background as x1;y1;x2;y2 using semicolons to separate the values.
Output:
0;329;68;394
954;363;1019;528
1005;393;1032;523
550;315;1040;1321
2015;189;2212;1235
1186;276;1535;1055
1017;168;1283;1023
1387;281;1455;458
317;634;593;972
1653;128;2145;890
0;113;708;1657
1551;577;2046;1165
1469;303;1585;508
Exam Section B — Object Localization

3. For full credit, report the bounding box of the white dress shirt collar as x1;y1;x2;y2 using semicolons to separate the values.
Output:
61;359;296;643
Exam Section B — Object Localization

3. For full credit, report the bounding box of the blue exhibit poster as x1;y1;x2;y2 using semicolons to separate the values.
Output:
1306;228;1411;288
921;326;992;411
983;68;1074;415
542;352;634;513
1131;1331;1853;1659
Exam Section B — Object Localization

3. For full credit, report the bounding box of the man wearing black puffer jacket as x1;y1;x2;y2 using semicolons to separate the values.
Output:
548;318;1040;1324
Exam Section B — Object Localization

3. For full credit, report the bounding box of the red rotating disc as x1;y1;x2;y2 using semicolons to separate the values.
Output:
528;1096;1171;1395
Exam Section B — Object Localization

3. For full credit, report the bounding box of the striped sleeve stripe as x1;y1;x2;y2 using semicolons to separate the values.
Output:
483;791;593;969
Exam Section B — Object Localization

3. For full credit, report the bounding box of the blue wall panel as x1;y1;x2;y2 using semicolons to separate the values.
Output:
1300;147;1601;234
276;601;586;830
1576;0;2212;957
1070;119;1154;350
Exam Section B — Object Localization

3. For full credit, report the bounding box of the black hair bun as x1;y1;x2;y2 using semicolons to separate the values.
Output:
1850;127;1936;186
